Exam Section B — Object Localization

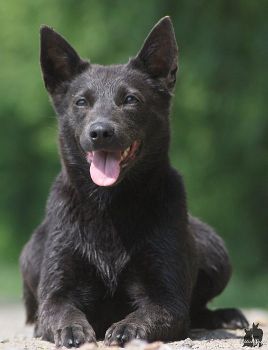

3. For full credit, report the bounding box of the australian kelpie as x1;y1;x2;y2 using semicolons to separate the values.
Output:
20;16;248;348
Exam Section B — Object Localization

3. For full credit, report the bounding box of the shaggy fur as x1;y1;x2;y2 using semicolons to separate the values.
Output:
20;17;248;348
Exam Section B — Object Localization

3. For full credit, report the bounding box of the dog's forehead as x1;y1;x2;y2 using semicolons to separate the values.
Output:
73;64;145;95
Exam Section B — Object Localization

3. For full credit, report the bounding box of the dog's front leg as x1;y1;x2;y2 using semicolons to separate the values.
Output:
37;247;96;347
105;235;194;346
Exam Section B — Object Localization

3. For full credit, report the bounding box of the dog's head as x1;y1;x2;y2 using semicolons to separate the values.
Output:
40;17;178;187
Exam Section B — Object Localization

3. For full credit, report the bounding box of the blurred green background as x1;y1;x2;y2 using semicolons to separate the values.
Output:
0;0;267;308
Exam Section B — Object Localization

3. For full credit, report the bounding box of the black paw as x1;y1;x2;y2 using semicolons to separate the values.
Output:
54;323;96;348
212;308;249;329
105;322;146;347
192;307;249;330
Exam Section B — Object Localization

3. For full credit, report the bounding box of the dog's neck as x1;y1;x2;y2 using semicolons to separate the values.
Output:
59;137;171;208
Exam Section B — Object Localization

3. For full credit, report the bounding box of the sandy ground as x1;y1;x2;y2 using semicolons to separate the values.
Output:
0;304;267;350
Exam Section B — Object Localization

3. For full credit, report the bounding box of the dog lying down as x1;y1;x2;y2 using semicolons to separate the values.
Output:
20;16;248;348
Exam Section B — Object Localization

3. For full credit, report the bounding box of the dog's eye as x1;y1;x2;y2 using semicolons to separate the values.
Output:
75;98;87;107
124;95;139;105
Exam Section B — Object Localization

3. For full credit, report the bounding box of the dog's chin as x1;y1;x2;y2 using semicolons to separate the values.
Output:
86;140;141;187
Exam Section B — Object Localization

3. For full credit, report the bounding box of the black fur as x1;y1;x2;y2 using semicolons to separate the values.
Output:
20;17;248;348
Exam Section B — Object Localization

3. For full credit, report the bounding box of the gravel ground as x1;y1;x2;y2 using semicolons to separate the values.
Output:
0;304;267;350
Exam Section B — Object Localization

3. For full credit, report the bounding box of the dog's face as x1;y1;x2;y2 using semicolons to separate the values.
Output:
40;17;178;186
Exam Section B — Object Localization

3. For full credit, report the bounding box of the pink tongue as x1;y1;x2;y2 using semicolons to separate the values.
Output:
89;151;121;186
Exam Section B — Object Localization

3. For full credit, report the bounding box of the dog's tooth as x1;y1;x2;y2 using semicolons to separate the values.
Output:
125;147;131;156
121;146;131;162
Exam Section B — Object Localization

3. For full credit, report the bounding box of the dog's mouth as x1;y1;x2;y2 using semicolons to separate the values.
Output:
86;140;140;186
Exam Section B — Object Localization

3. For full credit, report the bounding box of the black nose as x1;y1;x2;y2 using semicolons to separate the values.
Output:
89;122;115;144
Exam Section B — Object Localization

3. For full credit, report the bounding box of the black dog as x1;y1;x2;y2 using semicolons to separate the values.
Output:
20;17;248;348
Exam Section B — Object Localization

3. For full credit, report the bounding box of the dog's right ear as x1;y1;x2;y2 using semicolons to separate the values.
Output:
40;26;89;93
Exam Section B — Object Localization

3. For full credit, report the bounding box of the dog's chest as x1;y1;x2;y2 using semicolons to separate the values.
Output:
81;227;131;294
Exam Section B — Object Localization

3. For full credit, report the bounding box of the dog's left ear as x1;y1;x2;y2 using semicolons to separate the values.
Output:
131;16;178;90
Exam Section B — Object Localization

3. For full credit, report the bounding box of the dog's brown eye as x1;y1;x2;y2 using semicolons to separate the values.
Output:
124;95;139;105
75;98;87;107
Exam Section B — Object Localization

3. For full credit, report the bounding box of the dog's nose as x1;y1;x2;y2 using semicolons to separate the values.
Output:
89;122;115;144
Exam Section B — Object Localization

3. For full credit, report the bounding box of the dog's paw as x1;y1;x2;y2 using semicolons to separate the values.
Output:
212;308;249;329
54;323;96;348
191;307;249;330
105;321;146;347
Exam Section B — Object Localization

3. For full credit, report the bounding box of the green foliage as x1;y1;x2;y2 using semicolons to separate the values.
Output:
0;264;21;302
0;0;267;304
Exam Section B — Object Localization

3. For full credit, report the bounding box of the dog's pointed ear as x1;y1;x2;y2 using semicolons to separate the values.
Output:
40;26;90;93
131;16;178;90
